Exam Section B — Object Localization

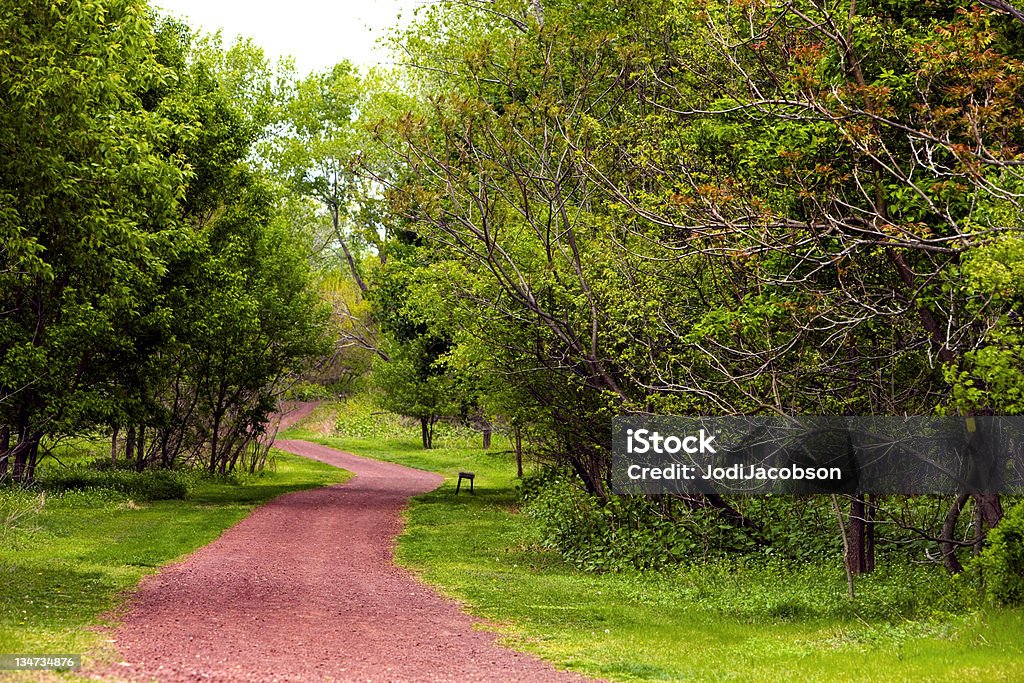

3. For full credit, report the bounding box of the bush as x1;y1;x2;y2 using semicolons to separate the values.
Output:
39;465;189;501
284;381;332;401
979;501;1024;606
520;468;759;572
135;471;190;501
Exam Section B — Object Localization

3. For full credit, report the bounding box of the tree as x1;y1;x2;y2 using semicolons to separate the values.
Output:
0;0;185;481
270;62;373;291
132;24;331;474
372;340;460;449
598;0;1024;562
374;0;1024;567
370;246;463;449
0;7;333;480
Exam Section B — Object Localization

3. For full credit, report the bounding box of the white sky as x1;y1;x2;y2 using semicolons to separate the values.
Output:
152;0;423;74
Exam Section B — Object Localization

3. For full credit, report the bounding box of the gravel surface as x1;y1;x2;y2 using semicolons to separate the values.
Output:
93;438;594;682
272;401;322;432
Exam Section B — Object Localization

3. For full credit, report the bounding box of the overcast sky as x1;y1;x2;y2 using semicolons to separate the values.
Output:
152;0;422;74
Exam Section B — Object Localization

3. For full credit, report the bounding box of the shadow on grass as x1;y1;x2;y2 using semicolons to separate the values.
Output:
0;561;123;640
186;482;341;506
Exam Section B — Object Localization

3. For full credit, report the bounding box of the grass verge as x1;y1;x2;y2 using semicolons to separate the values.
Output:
0;448;350;679
287;427;1024;683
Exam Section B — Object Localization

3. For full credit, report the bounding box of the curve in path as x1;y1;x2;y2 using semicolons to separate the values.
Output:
272;401;322;432
98;439;594;682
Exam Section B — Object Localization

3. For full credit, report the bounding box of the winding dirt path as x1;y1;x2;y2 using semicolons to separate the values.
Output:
272;400;323;432
98;436;593;682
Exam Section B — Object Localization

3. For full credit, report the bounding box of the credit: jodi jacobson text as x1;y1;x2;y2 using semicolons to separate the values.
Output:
626;463;843;482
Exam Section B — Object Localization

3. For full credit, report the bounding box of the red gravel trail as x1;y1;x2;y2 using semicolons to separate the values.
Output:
96;436;593;682
272;400;323;432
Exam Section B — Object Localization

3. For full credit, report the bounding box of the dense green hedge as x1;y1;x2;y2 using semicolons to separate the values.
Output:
36;464;191;501
520;468;761;571
518;467;1019;578
980;501;1024;607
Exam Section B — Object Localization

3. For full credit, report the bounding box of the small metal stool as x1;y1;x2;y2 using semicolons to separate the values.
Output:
456;471;475;494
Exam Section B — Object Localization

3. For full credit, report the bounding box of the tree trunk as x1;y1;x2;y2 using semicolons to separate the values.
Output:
847;495;873;575
973;493;1003;531
111;425;119;463
941;493;970;573
420;416;432;449
332;205;368;293
125;425;136;463
832;495;856;601
514;425;523;478
12;441;28;482
865;495;876;574
974;502;986;556
160;427;172;469
0;425;9;478
210;410;222;474
482;424;492;450
569;456;607;501
24;437;40;482
135;425;146;472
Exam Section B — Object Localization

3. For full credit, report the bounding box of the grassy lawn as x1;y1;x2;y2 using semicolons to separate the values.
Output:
0;447;350;677
287;420;1024;683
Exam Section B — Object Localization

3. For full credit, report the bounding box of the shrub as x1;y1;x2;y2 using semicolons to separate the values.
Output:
39;465;189;501
133;471;189;501
284;381;332;402
520;468;758;572
979;501;1024;606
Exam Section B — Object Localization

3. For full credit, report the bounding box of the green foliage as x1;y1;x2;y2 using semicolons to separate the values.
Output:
372;343;460;418
946;237;1024;414
519;468;985;575
36;464;190;502
521;469;845;571
521;469;755;571
370;0;1024;572
369;254;472;448
0;0;185;447
284;382;333;402
307;269;375;392
0;3;331;480
333;393;416;440
1;7;338;482
978;501;1024;607
267;60;386;285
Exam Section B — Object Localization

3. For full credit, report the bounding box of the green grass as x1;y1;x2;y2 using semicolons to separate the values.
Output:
288;427;1024;683
0;448;350;674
